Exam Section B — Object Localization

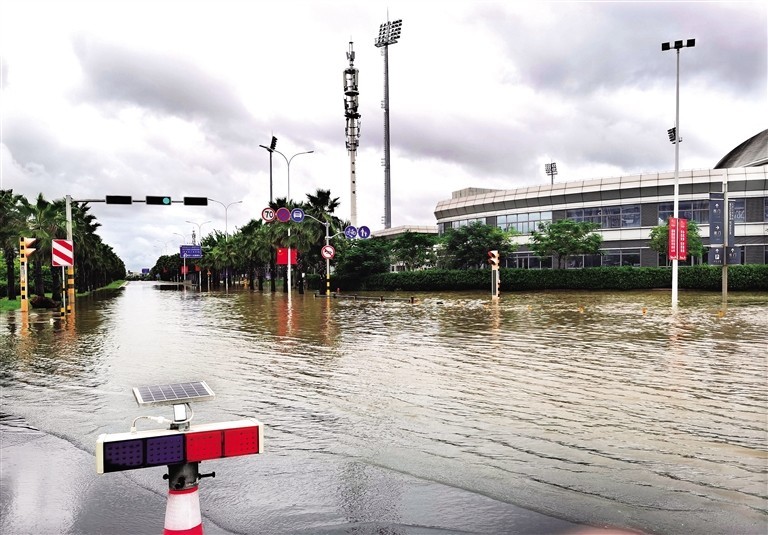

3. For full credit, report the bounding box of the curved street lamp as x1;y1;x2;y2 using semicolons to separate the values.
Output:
273;149;313;298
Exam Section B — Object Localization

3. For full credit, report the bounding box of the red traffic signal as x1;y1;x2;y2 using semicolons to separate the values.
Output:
487;250;500;268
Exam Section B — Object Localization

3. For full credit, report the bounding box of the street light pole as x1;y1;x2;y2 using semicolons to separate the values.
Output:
303;213;332;296
662;38;695;309
272;149;314;298
209;199;243;292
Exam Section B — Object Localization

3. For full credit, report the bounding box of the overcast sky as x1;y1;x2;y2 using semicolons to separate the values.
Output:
1;0;766;271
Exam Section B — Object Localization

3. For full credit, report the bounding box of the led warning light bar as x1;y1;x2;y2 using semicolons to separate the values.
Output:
96;419;263;474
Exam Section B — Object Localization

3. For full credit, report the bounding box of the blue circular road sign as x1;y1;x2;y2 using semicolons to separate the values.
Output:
344;225;358;239
291;208;305;223
358;225;371;239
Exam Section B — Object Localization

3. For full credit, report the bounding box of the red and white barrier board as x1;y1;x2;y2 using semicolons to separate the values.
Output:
52;239;74;267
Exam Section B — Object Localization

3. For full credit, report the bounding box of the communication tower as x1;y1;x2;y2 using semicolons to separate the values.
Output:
344;41;361;226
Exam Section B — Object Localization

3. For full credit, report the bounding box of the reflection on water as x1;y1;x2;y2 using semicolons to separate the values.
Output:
1;282;766;534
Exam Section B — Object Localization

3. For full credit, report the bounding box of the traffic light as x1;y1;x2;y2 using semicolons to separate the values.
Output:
270;136;277;151
184;197;208;206
106;195;133;205
146;196;172;205
487;250;500;268
20;237;36;258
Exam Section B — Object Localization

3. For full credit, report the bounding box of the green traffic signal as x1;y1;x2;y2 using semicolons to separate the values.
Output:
146;196;172;205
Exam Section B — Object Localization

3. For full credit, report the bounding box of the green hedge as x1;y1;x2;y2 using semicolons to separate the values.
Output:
323;265;768;292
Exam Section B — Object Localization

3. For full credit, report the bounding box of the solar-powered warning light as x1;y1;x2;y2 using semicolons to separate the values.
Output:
96;381;264;533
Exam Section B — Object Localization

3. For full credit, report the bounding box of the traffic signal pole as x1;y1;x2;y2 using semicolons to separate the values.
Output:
487;250;500;299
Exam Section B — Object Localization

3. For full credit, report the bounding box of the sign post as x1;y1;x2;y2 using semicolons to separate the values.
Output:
19;238;36;313
487;250;500;299
52;239;74;318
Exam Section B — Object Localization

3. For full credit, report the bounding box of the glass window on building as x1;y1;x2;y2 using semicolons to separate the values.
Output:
765;199;768;221
512;253;552;269
497;211;552;235
566;205;640;228
601;249;640;267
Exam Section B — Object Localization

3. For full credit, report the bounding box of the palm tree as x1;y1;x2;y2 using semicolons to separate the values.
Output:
235;219;272;291
20;194;67;300
71;202;103;292
0;190;25;300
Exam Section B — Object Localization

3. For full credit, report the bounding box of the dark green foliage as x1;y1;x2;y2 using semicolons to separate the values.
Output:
333;238;392;278
438;222;517;269
529;220;602;269
355;265;768;292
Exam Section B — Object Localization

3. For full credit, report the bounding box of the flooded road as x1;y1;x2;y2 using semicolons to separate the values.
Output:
1;282;766;534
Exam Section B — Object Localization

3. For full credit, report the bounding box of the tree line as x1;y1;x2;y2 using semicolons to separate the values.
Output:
1;190;126;303
2;185;706;304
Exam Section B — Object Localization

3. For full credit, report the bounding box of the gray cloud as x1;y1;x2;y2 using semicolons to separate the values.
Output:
70;34;263;147
476;3;766;97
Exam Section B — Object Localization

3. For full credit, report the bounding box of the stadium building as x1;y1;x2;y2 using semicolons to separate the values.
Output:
433;129;768;267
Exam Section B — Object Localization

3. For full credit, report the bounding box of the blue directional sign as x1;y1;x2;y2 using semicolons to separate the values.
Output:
358;225;371;239
344;225;358;239
180;245;203;259
709;193;724;244
726;246;741;265
708;246;723;266
291;208;305;223
727;200;736;246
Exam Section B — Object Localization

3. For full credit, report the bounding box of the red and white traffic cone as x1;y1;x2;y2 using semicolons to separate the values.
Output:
163;486;203;535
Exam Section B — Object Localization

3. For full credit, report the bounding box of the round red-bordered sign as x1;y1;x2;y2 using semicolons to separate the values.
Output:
261;207;276;222
321;245;335;259
276;207;291;222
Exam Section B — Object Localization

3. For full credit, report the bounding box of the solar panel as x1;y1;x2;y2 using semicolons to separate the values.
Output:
132;381;215;407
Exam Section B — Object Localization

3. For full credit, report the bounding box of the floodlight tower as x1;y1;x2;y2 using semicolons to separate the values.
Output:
375;18;402;229
344;41;361;227
545;162;558;185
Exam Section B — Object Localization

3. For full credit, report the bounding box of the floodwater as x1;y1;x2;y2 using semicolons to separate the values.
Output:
1;282;766;535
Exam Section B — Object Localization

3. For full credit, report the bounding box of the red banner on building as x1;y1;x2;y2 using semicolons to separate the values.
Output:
668;217;678;260
276;247;297;265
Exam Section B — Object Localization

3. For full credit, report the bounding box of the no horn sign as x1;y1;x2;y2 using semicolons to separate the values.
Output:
321;245;335;259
